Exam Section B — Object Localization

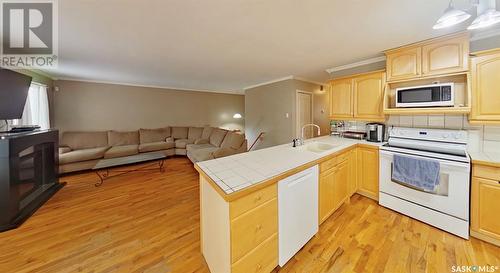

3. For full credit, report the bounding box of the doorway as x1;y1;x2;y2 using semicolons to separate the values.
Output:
296;90;314;139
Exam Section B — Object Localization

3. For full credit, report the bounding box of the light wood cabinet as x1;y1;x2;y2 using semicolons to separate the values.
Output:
470;49;500;123
200;179;278;273
353;72;385;121
348;149;358;196
422;36;468;76
386;47;421;81
231;198;278;263
385;32;469;82
231;234;278;273
318;150;355;225
330;79;353;119
329;71;385;122
357;146;379;200
332;160;349;211
319;168;335;224
471;165;500;246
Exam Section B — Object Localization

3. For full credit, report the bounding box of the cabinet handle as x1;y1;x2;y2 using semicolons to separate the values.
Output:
255;195;262;202
256;264;262;271
255;225;263;232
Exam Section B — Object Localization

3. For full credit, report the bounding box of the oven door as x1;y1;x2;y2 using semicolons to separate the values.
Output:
379;150;470;220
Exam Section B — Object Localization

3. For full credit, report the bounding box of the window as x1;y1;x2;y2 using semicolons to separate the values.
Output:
14;83;51;129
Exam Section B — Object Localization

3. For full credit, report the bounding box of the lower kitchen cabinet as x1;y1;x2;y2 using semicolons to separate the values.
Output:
348;148;358;196
471;165;500;246
319;167;336;224
357;146;379;200
200;180;278;273
333;160;349;210
318;150;353;225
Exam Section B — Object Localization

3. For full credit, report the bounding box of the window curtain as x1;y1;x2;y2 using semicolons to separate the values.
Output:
15;83;51;129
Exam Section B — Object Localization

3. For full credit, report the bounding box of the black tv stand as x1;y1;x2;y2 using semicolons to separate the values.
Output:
0;129;64;232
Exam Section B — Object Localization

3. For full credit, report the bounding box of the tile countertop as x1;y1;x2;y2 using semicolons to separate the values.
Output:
195;136;384;195
468;150;500;168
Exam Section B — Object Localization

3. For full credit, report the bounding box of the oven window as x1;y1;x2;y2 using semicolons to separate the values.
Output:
399;89;433;103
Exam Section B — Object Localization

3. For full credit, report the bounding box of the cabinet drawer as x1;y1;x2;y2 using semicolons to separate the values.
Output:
473;165;500;181
230;185;277;219
320;157;336;173
231;233;278;273
335;151;350;165
231;198;277;263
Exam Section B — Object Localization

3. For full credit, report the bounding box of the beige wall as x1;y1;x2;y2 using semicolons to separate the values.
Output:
53;80;245;133
245;79;328;150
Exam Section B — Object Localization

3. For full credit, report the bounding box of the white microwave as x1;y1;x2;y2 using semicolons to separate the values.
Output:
395;83;454;108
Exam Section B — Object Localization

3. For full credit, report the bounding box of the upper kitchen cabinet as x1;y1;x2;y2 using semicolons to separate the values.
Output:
470;49;500;124
329;71;385;122
353;71;385;121
385;32;469;82
386;47;421;81
422;35;469;76
330;79;353;119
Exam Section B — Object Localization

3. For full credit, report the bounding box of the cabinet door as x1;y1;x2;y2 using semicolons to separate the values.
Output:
471;177;500;241
333;160;349;211
348;149;358;196
470;50;500;122
357;147;379;200
330;79;353;119
319;168;335;224
353;72;385;121
422;35;469;76
386;47;421;81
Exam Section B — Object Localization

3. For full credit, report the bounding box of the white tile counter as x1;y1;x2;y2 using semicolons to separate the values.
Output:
468;150;500;167
196;136;383;194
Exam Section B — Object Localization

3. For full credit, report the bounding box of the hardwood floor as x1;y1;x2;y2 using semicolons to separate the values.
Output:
0;157;498;273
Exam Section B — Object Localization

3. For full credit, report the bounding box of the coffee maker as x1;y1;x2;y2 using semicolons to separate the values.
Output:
366;123;385;142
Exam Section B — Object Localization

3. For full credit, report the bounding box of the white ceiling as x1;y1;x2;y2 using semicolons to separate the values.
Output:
42;0;489;94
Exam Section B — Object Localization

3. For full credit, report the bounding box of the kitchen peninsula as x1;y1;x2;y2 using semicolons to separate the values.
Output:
194;136;382;273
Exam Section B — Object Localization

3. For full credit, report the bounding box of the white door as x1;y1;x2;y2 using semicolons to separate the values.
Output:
296;91;313;139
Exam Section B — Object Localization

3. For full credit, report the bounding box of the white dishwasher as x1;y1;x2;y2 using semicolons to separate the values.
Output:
278;165;319;266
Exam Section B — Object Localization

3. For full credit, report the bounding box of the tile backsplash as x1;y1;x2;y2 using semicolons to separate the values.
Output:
386;114;500;152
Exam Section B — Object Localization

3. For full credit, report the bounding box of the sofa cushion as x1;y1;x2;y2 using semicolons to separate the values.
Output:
171;127;189;139
190;147;219;162
104;145;139;159
201;126;214;139
108;131;139;146
188;127;203;140
138;141;175;153
59;147;72;154
61;131;108;150
209;128;228;147
186;143;215;152
175;138;195;149
220;132;245;150
139;127;171;144
59;147;109;164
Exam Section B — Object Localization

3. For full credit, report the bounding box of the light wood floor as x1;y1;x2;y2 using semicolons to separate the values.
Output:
0;157;498;273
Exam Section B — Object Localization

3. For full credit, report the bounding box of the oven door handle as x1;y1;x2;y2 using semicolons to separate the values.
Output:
380;150;469;168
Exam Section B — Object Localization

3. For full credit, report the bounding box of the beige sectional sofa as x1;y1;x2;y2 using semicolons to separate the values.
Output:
59;126;247;174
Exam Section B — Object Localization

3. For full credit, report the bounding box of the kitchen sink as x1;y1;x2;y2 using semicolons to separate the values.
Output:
304;142;337;153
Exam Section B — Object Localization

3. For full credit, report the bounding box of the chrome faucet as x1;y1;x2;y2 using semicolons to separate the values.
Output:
293;124;321;146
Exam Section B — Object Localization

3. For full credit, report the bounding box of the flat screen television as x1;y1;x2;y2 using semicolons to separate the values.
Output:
0;69;32;120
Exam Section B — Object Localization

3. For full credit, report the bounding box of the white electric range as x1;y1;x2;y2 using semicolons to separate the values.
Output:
379;127;470;239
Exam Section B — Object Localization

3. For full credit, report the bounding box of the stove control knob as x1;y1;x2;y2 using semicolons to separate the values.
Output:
442;133;449;139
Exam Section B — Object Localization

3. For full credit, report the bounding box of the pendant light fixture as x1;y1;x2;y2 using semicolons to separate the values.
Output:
468;8;500;29
433;1;471;29
433;0;500;30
